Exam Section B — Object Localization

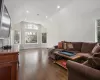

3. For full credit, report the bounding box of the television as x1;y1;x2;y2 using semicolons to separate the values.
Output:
0;0;11;39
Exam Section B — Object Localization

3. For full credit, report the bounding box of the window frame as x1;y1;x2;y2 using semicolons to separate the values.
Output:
25;31;38;44
41;32;47;44
14;30;21;44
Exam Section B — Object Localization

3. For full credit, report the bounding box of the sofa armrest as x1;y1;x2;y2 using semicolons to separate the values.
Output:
48;48;63;55
93;53;100;57
67;60;100;80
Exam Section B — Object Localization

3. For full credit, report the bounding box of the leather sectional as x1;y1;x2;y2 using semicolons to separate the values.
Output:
48;41;100;80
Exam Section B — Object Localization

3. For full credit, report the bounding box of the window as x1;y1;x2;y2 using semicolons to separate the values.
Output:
42;33;47;43
97;27;100;42
25;24;38;30
25;32;37;43
97;19;100;26
96;19;100;42
14;30;20;44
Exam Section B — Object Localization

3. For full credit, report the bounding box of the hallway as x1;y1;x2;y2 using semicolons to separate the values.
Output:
19;49;68;80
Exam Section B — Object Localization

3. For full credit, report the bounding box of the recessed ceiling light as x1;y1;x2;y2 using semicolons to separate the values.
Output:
26;10;29;13
46;16;48;19
57;5;60;9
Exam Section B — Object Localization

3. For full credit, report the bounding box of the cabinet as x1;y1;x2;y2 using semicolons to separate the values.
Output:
0;51;19;80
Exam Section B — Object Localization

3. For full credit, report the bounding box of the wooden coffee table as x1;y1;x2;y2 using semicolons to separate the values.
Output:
54;59;67;69
53;51;82;60
53;51;83;69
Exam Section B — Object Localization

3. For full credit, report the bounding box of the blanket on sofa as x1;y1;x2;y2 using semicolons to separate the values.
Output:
60;51;75;56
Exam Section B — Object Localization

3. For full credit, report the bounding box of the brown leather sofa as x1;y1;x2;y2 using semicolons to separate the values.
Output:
68;42;97;58
67;53;100;80
67;60;100;80
49;42;100;80
67;52;100;80
49;42;97;60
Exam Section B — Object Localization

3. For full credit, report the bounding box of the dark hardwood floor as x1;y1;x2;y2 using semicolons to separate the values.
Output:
19;48;68;80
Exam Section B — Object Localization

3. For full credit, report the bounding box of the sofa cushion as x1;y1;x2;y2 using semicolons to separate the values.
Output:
63;42;74;50
71;42;82;51
84;53;100;70
58;41;64;49
64;42;74;50
92;43;100;53
63;42;67;49
81;42;96;53
67;42;74;49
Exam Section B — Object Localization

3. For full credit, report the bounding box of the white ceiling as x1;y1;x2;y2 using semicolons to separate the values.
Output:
4;0;73;24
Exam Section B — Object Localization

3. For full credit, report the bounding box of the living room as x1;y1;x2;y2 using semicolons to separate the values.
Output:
0;0;100;80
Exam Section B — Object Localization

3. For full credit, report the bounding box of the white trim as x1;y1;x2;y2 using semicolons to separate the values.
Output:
41;32;47;44
0;38;4;39
25;43;38;44
95;20;97;42
24;31;38;44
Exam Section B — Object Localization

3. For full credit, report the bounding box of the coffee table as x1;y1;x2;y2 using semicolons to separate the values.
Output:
53;51;82;60
53;51;83;69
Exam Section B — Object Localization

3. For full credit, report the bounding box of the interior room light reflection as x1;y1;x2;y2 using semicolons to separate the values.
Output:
2;16;10;25
26;10;29;13
57;5;60;9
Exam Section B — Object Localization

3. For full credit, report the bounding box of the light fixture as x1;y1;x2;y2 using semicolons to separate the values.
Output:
57;5;60;9
46;16;48;19
26;10;29;13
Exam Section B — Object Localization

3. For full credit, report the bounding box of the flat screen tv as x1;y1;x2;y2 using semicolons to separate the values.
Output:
0;0;11;39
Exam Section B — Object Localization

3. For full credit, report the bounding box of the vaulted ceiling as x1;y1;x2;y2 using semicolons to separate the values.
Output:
4;0;72;24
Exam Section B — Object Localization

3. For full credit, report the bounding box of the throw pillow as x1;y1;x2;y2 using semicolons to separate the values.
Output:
58;42;63;49
63;42;67;49
67;42;74;49
66;42;74;51
81;42;96;53
92;43;100;53
84;53;100;70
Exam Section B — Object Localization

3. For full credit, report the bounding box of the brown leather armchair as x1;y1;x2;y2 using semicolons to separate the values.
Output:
67;60;100;80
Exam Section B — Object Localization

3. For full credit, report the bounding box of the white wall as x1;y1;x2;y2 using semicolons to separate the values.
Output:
4;0;71;48
48;0;100;42
43;19;60;48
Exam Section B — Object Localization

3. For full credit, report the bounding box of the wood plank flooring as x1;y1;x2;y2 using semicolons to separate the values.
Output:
19;48;68;80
